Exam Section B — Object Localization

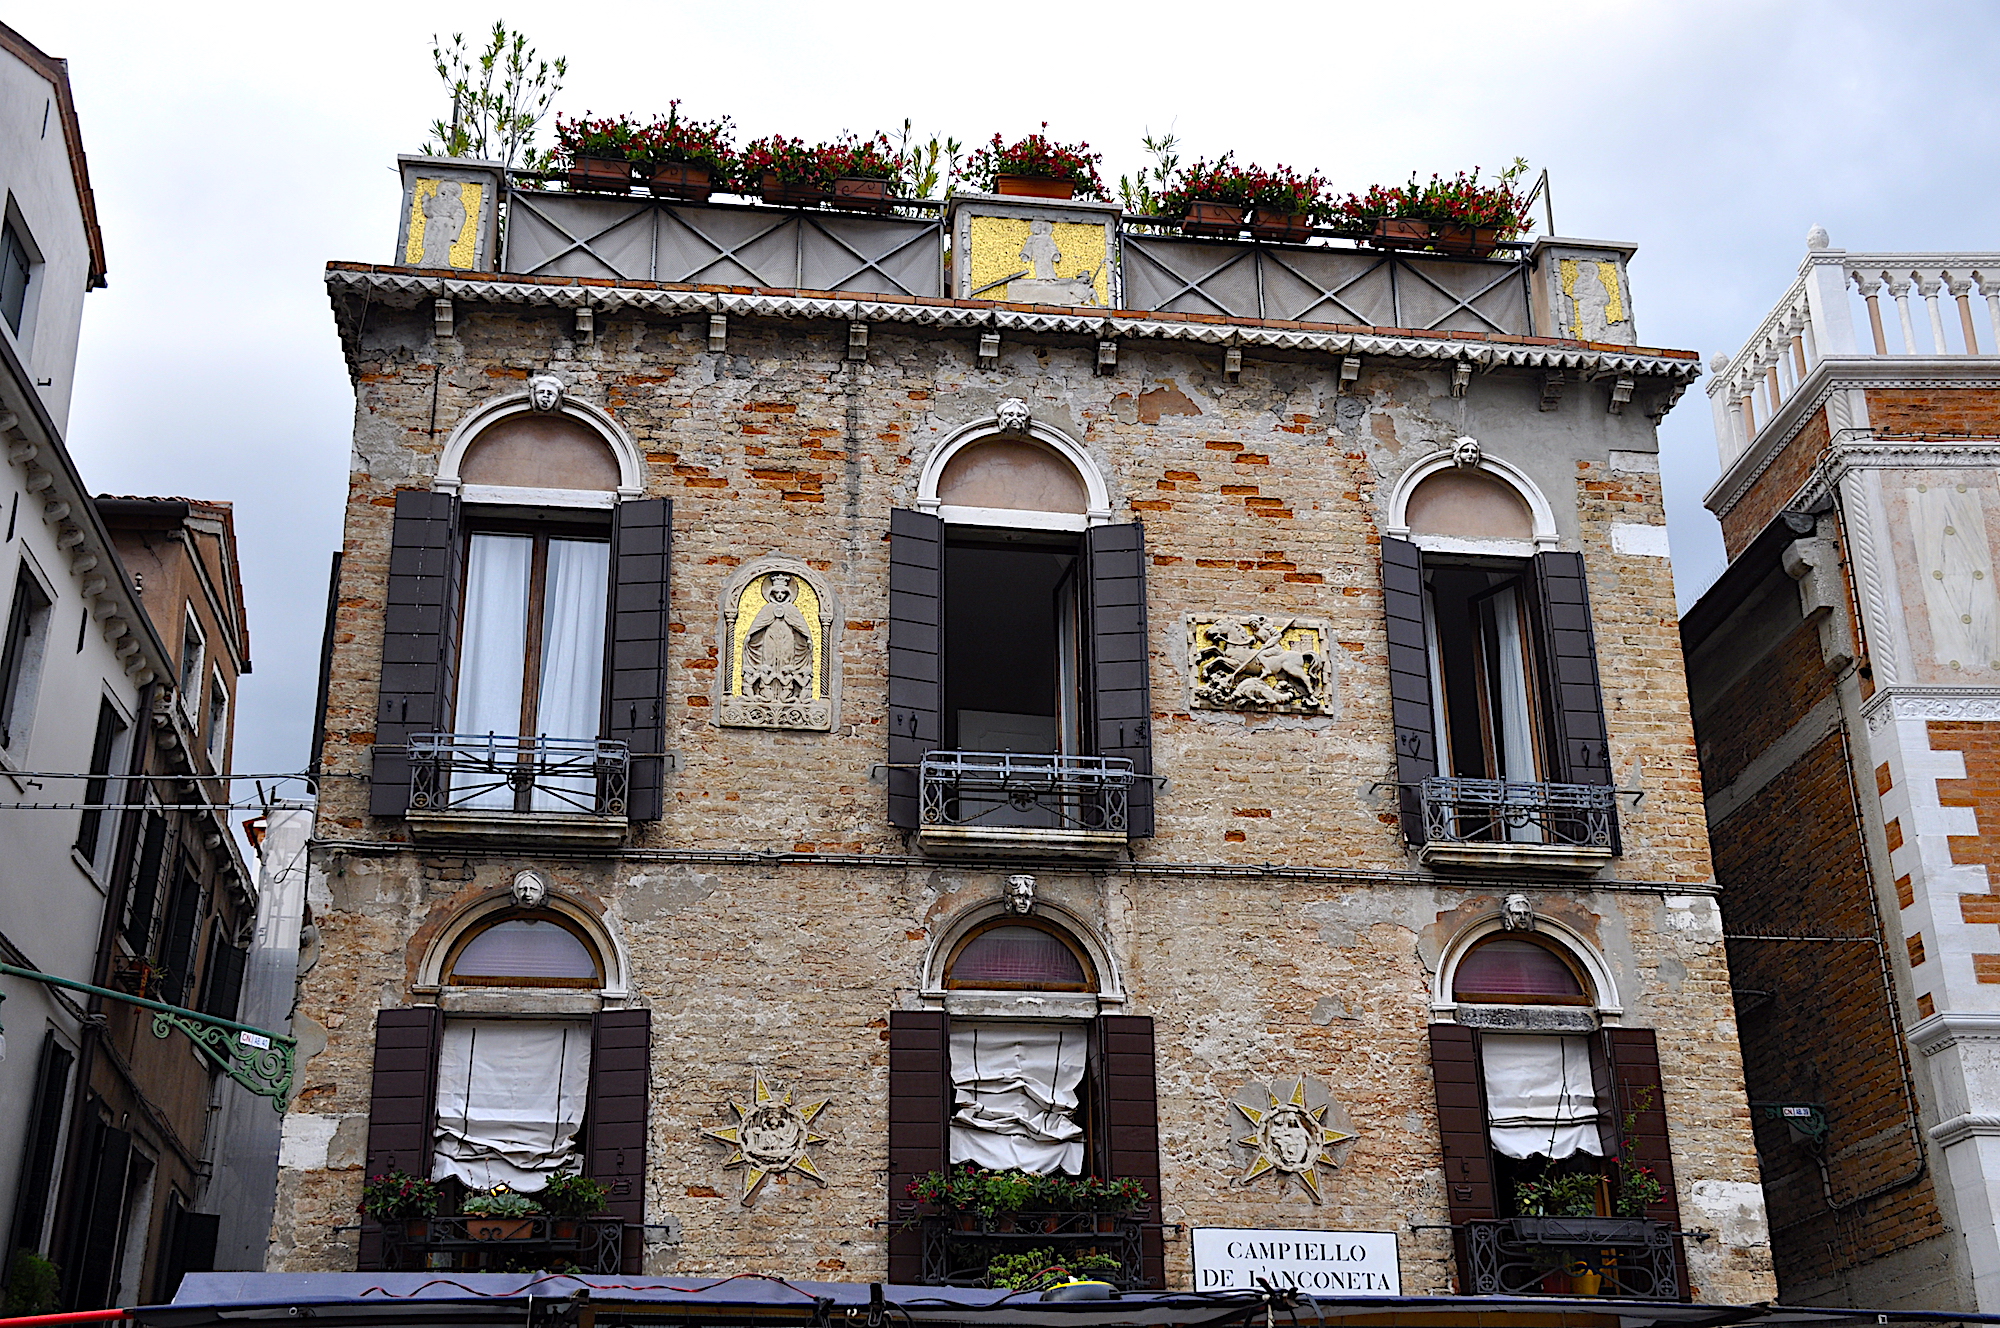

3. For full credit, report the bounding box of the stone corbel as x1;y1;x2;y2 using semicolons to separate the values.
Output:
1450;359;1473;398
708;313;728;352
574;305;594;344
1781;515;1855;671
848;322;869;362
978;331;1001;367
1095;339;1118;376
1224;347;1243;383
1539;371;1565;412
1607;376;1635;415
433;297;454;339
1337;356;1361;393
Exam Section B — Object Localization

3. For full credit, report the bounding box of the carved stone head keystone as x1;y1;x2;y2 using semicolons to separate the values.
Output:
512;869;549;909
527;374;565;414
1500;893;1535;932
1005;874;1037;915
1450;435;1483;470
995;398;1032;436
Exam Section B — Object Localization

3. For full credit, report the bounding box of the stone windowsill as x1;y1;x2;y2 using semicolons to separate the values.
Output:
916;825;1127;860
1417;841;1613;875
404;808;628;846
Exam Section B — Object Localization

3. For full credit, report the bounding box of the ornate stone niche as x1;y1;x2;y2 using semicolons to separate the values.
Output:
1186;614;1334;714
718;558;839;731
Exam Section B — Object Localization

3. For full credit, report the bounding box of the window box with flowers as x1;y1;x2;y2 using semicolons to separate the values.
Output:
1335;161;1531;259
359;1167;441;1246
636;102;736;203
907;1167;1148;1289
555;113;644;193
965;126;1104;202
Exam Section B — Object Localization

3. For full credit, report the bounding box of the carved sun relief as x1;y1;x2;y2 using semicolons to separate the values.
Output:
703;1076;830;1204
1187;615;1333;713
719;558;838;730
1229;1078;1356;1203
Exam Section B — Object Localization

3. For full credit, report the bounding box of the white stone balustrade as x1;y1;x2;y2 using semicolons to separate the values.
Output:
1708;227;2000;466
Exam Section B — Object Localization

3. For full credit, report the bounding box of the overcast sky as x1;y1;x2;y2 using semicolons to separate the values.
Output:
24;0;2000;787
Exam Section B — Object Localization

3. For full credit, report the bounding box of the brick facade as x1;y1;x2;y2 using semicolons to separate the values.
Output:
273;256;1774;1304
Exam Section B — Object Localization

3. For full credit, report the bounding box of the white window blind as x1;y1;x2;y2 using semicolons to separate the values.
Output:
433;1019;592;1191
1481;1033;1603;1160
949;1022;1085;1175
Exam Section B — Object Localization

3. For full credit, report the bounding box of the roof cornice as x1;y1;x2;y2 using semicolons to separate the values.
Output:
324;263;1704;384
0;21;106;289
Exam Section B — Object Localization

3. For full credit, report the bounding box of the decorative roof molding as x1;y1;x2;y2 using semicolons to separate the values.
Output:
1703;355;2000;519
325;264;1705;383
1862;684;2000;736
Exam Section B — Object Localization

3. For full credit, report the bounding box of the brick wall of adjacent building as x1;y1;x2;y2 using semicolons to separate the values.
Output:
273;291;1776;1302
1720;408;1832;559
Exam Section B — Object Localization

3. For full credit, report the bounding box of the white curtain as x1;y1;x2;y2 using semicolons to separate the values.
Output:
454;534;532;808
950;1023;1085;1175
1482;1034;1603;1160
530;538;609;810
433;1020;592;1192
1487;586;1537;785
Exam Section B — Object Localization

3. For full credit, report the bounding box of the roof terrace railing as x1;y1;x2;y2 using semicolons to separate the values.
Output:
1707;228;2000;467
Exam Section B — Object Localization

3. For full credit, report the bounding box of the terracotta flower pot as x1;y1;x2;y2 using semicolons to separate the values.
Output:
760;171;824;207
1370;217;1433;250
550;1218;579;1239
1095;1213;1119;1234
1247;210;1313;243
1180;200;1244;238
567;158;633;193
649;161;714;203
832;175;894;212
403;1219;429;1241
1432;223;1504;258
468;1217;536;1241
953;1212;980;1232
996;175;1075;200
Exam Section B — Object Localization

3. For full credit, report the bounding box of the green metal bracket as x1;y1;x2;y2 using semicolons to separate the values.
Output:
1756;1101;1830;1147
0;961;295;1111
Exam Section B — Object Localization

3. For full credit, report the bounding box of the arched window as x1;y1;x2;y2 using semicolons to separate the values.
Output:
944;920;1094;991
443;911;604;988
936;439;1088;516
1451;935;1591;1006
1405;468;1534;540
459;413;622;492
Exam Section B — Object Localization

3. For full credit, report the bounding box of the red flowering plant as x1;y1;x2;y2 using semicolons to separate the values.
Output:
1160;156;1331;223
964;124;1105;198
1157;154;1252;214
553;112;647;164
821;131;902;181
741;134;833;189
633;101;738;186
358;1167;441;1221
1334;159;1532;238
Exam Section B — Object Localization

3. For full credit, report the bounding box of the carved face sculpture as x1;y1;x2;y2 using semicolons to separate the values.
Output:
1450;435;1483;470
1005;874;1037;915
765;573;794;604
995;398;1031;435
738;1102;808;1168
511;870;548;909
528;374;564;413
1501;893;1535;932
1262;1105;1318;1172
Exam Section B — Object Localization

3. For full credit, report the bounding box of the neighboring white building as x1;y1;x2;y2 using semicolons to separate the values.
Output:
0;16;169;1308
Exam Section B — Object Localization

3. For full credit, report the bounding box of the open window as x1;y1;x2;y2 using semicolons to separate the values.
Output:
0;560;53;751
888;428;1151;856
369;398;671;831
1383;467;1615;869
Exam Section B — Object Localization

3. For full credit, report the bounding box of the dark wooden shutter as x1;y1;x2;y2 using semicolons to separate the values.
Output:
1098;1014;1163;1288
1428;1022;1495;1296
6;1032;73;1260
156;857;204;1006
585;1008;651;1274
1532;551;1611;785
200;941;247;1020
1382;536;1436;843
371;491;462;816
887;511;944;829
1603;1027;1687;1297
72;1120;130;1309
886;1010;948;1283
606;499;672;822
123;813;169;951
359;1006;443;1271
1084;523;1155;838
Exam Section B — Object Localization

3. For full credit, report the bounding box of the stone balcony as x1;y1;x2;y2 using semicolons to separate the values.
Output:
1706;228;2000;482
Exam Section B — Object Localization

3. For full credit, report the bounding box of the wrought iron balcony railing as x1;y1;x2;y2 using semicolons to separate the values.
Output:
376;1215;624;1274
1422;777;1615;849
920;751;1131;835
1461;1217;1679;1299
918;1213;1147;1289
408;733;629;817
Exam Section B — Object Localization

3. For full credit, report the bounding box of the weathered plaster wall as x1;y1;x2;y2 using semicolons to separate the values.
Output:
277;299;1774;1301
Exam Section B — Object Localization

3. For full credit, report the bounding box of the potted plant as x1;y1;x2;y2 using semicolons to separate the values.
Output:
554;113;645;192
1086;1175;1147;1232
1334;183;1430;250
539;1168;612;1240
461;1186;542;1241
974;1167;1040;1230
1335;161;1531;258
823;132;904;212
637;102;735;202
358;1167;440;1241
965;125;1104;200
1159;156;1250;237
908;1165;984;1230
986;1248;1120;1291
742;134;830;206
1240;164;1330;243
